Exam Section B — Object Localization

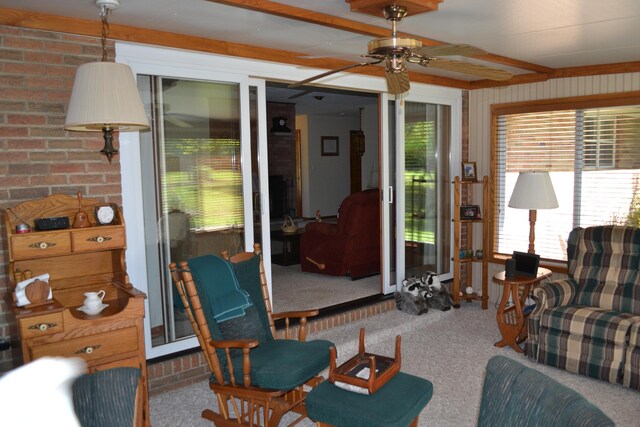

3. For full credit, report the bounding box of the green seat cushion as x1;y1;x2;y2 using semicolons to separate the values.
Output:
306;372;433;427
72;367;140;427
229;339;333;390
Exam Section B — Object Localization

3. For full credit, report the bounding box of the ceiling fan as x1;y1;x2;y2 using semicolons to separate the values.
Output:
289;4;513;94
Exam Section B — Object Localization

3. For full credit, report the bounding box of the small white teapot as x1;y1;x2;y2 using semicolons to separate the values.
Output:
83;290;105;311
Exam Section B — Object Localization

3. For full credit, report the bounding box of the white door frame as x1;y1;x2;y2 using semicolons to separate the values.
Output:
116;42;461;358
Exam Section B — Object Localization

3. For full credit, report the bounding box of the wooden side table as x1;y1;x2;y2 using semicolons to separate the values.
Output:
271;228;305;266
493;267;552;353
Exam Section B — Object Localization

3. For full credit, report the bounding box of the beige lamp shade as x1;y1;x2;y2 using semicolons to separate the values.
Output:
508;171;559;210
65;62;149;131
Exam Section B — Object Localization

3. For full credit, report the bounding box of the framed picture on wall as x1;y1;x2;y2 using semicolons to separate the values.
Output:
461;161;477;181
321;136;339;156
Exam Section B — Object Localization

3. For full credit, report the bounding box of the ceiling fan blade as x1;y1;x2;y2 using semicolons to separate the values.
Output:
288;61;379;88
426;58;513;81
412;44;486;57
385;69;410;95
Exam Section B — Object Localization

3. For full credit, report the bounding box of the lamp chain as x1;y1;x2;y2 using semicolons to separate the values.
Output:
100;6;111;62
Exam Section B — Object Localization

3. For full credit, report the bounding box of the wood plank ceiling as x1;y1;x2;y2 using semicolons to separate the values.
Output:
1;0;639;90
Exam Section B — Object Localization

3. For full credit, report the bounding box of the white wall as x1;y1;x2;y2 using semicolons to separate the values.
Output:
301;114;358;216
469;72;640;303
361;104;380;189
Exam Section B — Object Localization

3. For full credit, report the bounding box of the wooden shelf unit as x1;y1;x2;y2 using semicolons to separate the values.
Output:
452;176;490;309
3;193;149;426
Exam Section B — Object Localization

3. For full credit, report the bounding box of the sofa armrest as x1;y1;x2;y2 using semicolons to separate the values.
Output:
530;278;578;317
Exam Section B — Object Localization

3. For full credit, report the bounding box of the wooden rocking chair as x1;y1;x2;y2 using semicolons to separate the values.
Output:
169;243;333;427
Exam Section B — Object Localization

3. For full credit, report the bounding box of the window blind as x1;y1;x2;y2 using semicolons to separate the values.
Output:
162;137;244;231
494;104;640;261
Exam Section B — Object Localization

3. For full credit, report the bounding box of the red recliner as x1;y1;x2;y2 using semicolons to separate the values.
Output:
300;189;380;279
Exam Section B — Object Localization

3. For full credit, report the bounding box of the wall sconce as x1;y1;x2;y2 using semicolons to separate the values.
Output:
64;0;149;163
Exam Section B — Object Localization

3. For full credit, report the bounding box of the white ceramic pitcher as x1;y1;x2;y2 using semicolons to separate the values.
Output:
83;290;105;310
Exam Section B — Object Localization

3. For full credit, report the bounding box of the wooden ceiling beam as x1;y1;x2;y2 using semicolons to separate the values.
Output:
208;0;554;74
0;7;471;90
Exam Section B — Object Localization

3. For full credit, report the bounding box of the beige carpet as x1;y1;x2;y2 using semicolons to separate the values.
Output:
150;305;639;426
270;264;381;313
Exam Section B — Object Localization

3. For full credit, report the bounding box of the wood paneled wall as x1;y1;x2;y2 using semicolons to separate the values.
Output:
469;72;640;303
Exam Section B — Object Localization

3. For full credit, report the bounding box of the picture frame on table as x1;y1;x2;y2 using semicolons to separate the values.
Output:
461;161;477;181
460;205;481;220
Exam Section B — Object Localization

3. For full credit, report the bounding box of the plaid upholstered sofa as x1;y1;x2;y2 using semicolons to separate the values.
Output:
526;226;640;390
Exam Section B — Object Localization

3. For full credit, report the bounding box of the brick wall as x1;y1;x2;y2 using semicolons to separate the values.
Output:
0;25;122;372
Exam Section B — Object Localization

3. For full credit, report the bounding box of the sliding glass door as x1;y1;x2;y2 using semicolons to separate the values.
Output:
125;70;268;358
382;94;457;291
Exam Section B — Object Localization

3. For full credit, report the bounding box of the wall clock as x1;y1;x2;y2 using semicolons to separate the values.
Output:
94;204;118;225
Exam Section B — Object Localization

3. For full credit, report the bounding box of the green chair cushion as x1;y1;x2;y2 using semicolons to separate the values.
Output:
306;371;433;427
478;355;613;427
230;338;333;390
72;367;140;427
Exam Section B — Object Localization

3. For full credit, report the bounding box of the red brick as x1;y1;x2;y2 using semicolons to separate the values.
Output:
50;163;86;174
7;139;47;150
29;127;66;138
0;176;29;188
0;151;29;163
23;51;64;64
0;101;27;112
0;49;23;61
50;139;86;150
27;102;65;113
0;26;22;36
0;126;28;137
3;36;44;50
3;62;46;75
25;76;67;89
3;88;47;101
29;151;68;162
44;64;77;77
0;75;25;87
44;40;83;54
29;174;68;186
9;187;51;200
69;174;104;184
7;114;46;125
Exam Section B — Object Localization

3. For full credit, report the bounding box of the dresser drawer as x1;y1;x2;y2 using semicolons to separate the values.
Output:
19;312;64;338
30;326;139;363
72;227;125;253
11;232;71;260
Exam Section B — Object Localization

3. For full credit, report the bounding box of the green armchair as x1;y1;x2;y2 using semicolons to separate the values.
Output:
526;226;640;389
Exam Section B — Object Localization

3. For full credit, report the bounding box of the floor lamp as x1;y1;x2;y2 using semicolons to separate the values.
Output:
508;171;559;254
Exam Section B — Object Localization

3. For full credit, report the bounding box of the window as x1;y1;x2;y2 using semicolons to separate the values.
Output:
492;94;640;261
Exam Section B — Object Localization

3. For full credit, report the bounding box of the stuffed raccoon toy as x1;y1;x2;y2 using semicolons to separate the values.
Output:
421;272;460;311
394;277;429;315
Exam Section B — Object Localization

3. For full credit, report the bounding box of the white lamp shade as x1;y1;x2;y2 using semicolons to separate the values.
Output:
65;62;149;131
508;171;559;210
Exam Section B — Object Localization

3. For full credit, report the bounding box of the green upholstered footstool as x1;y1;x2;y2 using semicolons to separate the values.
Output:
306;372;433;427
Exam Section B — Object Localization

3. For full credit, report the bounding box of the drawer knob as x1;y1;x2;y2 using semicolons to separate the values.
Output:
29;241;56;250
76;345;101;355
28;322;57;332
87;236;112;243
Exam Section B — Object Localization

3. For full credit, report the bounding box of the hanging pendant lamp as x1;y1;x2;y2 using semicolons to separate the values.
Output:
64;0;148;163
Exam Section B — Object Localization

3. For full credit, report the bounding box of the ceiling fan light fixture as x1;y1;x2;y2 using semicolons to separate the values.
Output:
289;4;512;94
